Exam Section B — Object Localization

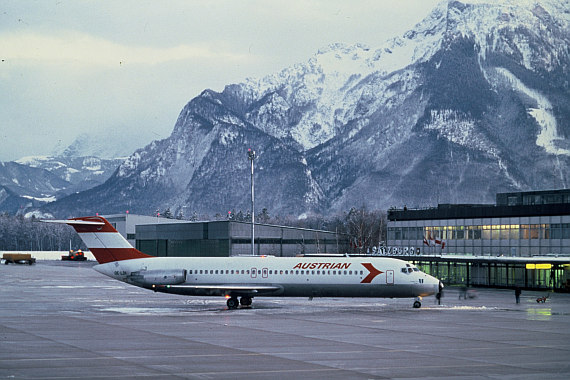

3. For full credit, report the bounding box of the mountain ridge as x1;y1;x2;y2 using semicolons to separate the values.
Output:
41;0;570;218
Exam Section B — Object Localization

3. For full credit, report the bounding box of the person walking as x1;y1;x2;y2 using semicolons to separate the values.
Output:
515;287;521;304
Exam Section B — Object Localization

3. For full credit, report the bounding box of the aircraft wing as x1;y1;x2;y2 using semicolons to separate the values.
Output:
152;284;283;297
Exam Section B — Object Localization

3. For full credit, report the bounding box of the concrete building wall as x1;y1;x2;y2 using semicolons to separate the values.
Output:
135;220;348;258
104;214;187;246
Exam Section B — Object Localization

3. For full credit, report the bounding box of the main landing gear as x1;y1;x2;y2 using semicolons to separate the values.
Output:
226;297;239;309
226;296;253;309
240;296;252;307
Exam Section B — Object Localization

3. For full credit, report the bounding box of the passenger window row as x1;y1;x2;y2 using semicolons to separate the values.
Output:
187;269;365;276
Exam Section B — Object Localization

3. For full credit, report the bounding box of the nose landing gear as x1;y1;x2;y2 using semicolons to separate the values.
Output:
413;297;422;308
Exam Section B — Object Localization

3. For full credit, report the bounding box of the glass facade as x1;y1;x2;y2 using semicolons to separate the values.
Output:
388;224;570;242
411;260;568;290
388;216;570;257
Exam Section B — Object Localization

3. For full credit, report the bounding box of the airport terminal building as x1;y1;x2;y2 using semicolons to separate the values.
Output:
387;189;570;257
386;190;570;291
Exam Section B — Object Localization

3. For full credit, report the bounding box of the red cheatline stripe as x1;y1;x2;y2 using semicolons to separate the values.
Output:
90;248;151;264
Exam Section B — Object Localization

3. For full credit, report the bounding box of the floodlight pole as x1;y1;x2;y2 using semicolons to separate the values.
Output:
248;148;256;256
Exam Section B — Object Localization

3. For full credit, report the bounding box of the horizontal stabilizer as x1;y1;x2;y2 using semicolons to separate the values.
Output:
42;219;105;226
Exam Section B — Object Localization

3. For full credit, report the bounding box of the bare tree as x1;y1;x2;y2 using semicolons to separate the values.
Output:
344;206;385;253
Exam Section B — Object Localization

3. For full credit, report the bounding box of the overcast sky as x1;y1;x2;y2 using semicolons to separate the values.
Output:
0;0;440;162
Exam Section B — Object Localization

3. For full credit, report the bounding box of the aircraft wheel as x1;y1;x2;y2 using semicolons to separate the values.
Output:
240;297;252;306
413;300;422;308
227;297;239;309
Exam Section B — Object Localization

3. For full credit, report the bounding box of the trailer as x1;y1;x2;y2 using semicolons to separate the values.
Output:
2;253;36;265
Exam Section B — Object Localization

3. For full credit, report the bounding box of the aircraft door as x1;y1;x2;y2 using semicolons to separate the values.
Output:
262;268;268;278
387;270;394;285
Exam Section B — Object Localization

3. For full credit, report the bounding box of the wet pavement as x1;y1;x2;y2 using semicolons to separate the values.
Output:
1;260;569;379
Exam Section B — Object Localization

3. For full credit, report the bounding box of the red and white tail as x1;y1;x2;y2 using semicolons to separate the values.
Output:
45;216;152;264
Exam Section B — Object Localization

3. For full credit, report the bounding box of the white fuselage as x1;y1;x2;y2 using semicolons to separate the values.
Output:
94;256;440;299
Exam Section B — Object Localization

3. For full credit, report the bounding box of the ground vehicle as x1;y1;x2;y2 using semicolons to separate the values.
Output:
2;253;36;265
62;249;87;261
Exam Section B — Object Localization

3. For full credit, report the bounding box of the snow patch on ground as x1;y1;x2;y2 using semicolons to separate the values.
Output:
424;109;523;188
21;194;57;203
219;128;238;146
495;67;570;156
23;210;54;219
424;109;496;154
14;155;51;166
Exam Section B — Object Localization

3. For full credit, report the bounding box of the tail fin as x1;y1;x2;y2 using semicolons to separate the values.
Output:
44;216;153;264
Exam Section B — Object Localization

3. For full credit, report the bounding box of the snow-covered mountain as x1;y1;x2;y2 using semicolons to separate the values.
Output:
52;129;157;160
15;155;124;192
0;154;124;215
0;161;69;214
44;0;570;218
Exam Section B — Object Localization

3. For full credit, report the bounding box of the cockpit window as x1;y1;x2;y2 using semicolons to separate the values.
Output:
413;267;419;272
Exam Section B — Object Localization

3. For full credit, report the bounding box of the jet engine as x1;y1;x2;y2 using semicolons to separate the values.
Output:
128;269;187;286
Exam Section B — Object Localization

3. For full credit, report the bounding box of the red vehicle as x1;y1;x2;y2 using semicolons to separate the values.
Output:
62;250;87;261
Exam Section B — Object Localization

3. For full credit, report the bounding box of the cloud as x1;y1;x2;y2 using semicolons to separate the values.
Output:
0;31;250;67
0;0;441;161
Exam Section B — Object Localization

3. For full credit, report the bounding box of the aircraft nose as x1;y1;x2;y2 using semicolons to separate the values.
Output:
415;273;441;297
427;274;442;295
429;274;442;287
424;273;437;284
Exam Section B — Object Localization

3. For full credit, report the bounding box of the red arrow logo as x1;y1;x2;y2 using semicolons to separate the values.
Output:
361;263;383;283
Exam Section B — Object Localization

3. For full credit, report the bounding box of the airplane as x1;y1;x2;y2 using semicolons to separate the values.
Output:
46;216;443;309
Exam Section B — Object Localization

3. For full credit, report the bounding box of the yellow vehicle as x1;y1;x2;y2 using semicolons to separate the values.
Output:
2;253;36;265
